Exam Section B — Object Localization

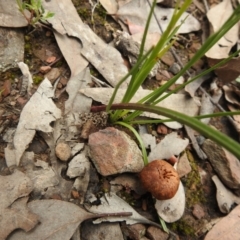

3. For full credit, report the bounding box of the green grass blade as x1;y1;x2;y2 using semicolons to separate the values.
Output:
109;103;240;159
115;121;149;166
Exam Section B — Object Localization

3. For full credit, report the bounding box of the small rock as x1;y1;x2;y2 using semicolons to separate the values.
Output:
157;124;168;135
122;224;146;240
146;226;168;240
161;51;175;66
55;142;71;161
169;63;181;74
192;204;205;219
204;205;240;240
67;152;90;178
177;152;192;178
39;65;51;74
202;139;240;189
88;127;144;176
46;56;56;63
45;68;61;83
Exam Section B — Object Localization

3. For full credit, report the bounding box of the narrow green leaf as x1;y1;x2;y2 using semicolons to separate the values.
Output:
115;121;149;166
109;103;240;159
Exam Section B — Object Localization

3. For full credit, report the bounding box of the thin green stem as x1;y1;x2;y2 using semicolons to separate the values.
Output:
115;121;148;165
108;103;240;159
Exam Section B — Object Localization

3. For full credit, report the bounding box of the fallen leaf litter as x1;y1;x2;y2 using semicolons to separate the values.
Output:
0;0;240;239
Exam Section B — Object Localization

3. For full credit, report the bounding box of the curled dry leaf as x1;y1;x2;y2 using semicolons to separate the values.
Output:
212;175;240;214
206;0;238;59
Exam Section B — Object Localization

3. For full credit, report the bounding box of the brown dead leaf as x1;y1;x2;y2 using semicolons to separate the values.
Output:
0;170;39;239
208;58;240;84
223;85;240;107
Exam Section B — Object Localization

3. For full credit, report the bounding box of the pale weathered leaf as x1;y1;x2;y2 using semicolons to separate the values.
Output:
148;132;189;161
65;67;92;114
0;170;38;239
9;200;94;240
155;181;185;223
80;88;199;129
42;0;129;88
87;193;161;228
5;78;61;166
116;0;200;35
206;0;238;59
200;84;222;125
212;175;240;214
9;199;132;240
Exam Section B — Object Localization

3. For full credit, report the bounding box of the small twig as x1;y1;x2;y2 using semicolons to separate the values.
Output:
93;212;132;219
202;0;210;12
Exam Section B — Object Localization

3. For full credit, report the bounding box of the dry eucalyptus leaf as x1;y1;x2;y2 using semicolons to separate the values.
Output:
200;89;222;125
223;85;240;107
80;88;199;129
87;193;161;228
2;197;39;240
5;78;61;166
0;170;38;239
42;0;129;88
184;74;211;99
208;57;240;84
9;199;131;240
206;0;238;59
116;0;200;35
155;181;185;223
148;132;189;161
65;67;92;114
9;200;94;240
204;205;240;240
212;175;240;214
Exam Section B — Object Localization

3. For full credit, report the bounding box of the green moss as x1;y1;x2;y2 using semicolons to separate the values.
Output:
170;218;195;236
182;151;205;207
33;75;44;84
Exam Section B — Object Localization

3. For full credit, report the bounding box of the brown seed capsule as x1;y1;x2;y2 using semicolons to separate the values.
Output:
139;160;180;200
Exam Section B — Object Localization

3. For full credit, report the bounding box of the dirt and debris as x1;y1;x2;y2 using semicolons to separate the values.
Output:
1;0;240;239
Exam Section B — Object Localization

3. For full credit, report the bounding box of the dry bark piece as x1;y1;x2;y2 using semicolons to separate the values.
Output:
139;160;180;200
